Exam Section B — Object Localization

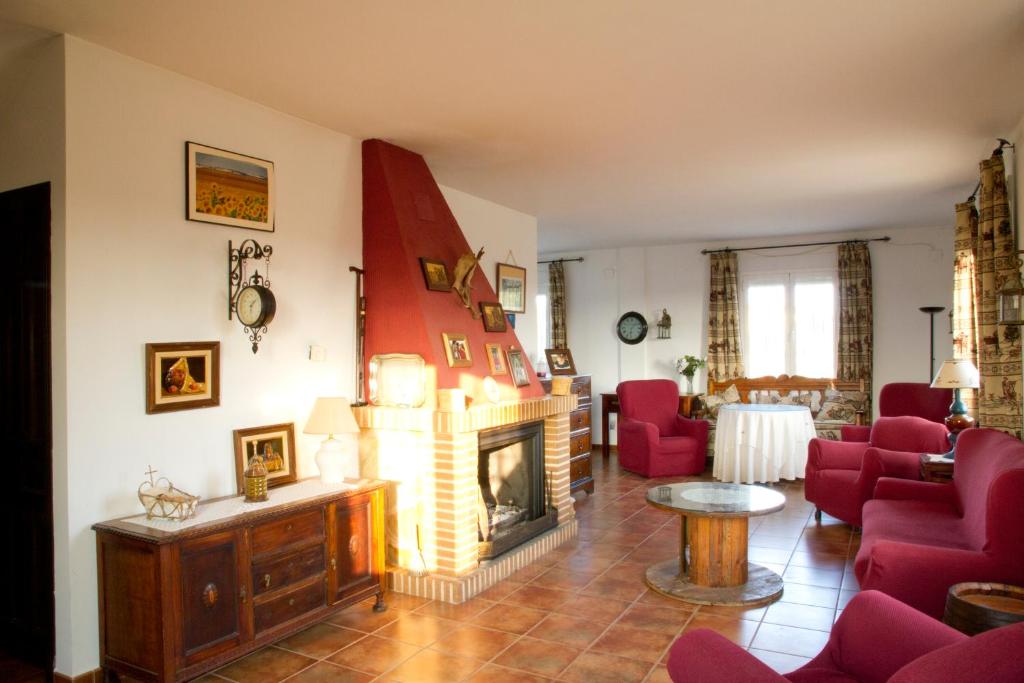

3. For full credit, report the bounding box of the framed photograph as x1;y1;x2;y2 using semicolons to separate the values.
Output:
485;343;507;375
442;332;472;368
419;257;451;292
545;348;577;375
506;348;531;387
233;422;297;493
186;141;274;231
145;341;220;414
496;262;527;314
479;301;507;332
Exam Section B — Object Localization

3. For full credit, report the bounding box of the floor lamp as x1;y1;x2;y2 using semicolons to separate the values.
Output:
919;306;945;380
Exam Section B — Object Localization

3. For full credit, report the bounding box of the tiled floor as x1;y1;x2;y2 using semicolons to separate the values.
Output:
199;451;860;682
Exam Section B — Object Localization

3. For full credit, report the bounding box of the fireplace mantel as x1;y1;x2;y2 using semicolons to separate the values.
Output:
352;395;576;434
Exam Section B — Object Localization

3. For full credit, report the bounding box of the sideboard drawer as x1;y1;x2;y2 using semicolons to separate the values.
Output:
570;408;591;431
251;509;324;558
252;543;325;596
570;432;591;457
569;456;592;485
254;575;325;634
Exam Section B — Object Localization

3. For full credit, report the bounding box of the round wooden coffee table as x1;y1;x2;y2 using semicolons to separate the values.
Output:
645;482;786;606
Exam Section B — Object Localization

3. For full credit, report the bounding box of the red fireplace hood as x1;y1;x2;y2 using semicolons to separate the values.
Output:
362;139;542;405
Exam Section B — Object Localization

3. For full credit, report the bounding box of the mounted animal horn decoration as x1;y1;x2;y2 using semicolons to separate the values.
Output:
451;246;485;318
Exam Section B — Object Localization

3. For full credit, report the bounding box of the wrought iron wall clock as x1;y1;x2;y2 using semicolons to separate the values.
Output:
228;239;276;353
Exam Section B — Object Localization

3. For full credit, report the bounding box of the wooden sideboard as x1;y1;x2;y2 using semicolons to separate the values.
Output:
541;375;594;495
600;393;699;459
93;481;386;682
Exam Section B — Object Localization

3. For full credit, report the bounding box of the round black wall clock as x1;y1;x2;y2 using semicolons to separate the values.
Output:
616;311;648;344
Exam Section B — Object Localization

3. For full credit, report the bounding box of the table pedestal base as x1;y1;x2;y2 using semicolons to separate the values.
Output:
645;558;783;607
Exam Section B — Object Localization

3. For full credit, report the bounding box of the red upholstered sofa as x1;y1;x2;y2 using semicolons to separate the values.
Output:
666;590;1024;682
805;416;949;527
855;428;1024;618
616;379;708;477
842;382;952;442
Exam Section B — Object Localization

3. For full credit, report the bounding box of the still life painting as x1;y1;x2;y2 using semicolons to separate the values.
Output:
145;341;220;413
233;423;297;493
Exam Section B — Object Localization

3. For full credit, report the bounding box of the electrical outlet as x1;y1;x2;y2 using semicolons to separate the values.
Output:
309;345;326;362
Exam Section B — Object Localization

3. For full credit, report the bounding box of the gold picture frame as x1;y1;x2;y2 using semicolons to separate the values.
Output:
479;301;507;332
545;348;577;375
233;423;297;493
506;348;530;387
442;332;472;368
485;343;507;375
496;262;527;314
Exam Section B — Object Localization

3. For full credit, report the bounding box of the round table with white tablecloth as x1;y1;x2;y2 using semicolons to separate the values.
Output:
713;403;817;483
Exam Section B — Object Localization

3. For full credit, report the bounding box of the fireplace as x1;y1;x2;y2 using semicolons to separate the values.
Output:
477;421;557;559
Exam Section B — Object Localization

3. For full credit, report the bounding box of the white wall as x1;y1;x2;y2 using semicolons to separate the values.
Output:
54;37;539;676
543;226;954;444
441;185;539;362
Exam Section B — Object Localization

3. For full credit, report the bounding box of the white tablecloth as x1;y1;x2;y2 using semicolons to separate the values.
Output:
713;404;817;484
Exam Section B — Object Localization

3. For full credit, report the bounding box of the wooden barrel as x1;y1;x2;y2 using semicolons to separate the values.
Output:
944;582;1024;635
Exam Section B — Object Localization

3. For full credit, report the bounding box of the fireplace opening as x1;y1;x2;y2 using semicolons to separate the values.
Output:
477;421;557;559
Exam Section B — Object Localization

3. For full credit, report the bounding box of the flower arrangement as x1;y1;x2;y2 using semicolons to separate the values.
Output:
676;355;706;378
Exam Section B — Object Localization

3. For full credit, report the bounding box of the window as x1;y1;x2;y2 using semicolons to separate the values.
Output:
742;271;836;378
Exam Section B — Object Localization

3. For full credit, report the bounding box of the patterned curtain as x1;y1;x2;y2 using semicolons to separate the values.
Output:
548;261;567;348
707;252;744;381
837;243;873;397
975;151;1021;437
952;199;979;416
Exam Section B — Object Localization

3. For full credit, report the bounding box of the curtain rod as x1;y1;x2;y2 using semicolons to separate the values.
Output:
537;257;585;264
701;236;890;255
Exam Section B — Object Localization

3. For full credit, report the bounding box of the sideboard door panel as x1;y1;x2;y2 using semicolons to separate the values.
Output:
180;531;245;664
328;494;375;603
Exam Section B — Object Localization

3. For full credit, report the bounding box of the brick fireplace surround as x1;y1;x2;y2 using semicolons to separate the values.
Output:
355;395;578;603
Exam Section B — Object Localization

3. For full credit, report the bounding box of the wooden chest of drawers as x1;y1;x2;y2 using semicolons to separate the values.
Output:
541;374;594;495
93;481;386;682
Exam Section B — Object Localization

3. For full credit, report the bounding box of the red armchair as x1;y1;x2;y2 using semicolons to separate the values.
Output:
855;427;1024;618
842;382;952;441
805;416;949;527
616;379;708;477
666;590;1024;682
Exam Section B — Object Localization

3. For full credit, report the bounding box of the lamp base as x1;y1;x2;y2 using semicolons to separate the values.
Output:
315;436;359;484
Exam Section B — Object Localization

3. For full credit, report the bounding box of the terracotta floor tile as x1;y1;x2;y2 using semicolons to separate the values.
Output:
696;603;767;621
275;622;366;659
414;598;495;622
215;646;315;683
599;562;649;583
556;552;620;573
327;605;405;633
529;567;599;591
747;649;812;674
777;583;839;609
502;585;574;610
782;566;844;589
493;637;581;678
507;563;550;583
465;664;554;682
748;534;800;551
681;613;759;647
635;589;696;612
837;589;859;609
552;594;631;624
327;636;421;675
477;581;521;602
384;594;434;611
558;651;652;683
616;604;691;635
430;625;519;660
471;603;548;634
597;529;656;546
590;625;675;663
526;613;607;648
580;575;645;602
751;623;831;658
788;551;847;570
284;661;374;683
747;546;794;565
644;665;673;683
385;648;483;682
762;601;836;632
375;612;455;647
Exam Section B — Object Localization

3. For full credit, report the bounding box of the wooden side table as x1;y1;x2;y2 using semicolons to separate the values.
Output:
919;453;954;483
945;583;1024;635
600;392;699;458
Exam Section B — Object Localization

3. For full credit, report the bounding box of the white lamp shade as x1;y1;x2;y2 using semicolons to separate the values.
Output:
931;359;980;389
304;397;360;435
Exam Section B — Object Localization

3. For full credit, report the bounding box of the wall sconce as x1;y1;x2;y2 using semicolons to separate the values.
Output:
998;262;1024;326
656;308;672;339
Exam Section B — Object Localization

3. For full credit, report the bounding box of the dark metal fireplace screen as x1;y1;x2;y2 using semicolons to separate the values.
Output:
477;420;557;559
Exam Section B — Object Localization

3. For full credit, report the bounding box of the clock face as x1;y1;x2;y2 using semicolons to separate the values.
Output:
237;286;265;326
617;312;648;344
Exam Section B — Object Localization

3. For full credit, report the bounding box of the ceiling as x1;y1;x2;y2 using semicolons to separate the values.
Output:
2;1;1023;251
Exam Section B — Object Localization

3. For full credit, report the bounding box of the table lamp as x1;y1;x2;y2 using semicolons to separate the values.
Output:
930;359;980;457
304;397;360;484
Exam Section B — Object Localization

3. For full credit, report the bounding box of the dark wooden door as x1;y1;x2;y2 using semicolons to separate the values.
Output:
0;183;54;678
179;531;247;666
328;494;376;603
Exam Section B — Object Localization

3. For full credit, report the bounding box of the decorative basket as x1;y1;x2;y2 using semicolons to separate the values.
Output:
138;474;200;521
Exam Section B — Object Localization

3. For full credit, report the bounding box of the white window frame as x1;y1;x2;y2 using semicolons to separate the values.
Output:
740;268;839;378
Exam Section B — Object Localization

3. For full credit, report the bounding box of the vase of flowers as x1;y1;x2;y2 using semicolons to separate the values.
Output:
675;355;706;395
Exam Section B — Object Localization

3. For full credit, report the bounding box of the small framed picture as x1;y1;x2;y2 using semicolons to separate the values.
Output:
496;262;527;314
479;301;507;332
507;348;530;387
485;343;507;375
234;423;297;493
545;348;577;376
186;141;274;231
145;341;220;414
419;257;451;292
442;332;472;368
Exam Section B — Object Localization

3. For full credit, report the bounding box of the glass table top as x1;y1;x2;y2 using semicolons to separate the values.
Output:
646;482;786;516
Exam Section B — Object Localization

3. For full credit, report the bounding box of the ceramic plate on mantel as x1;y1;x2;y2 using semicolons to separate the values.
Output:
368;353;426;407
